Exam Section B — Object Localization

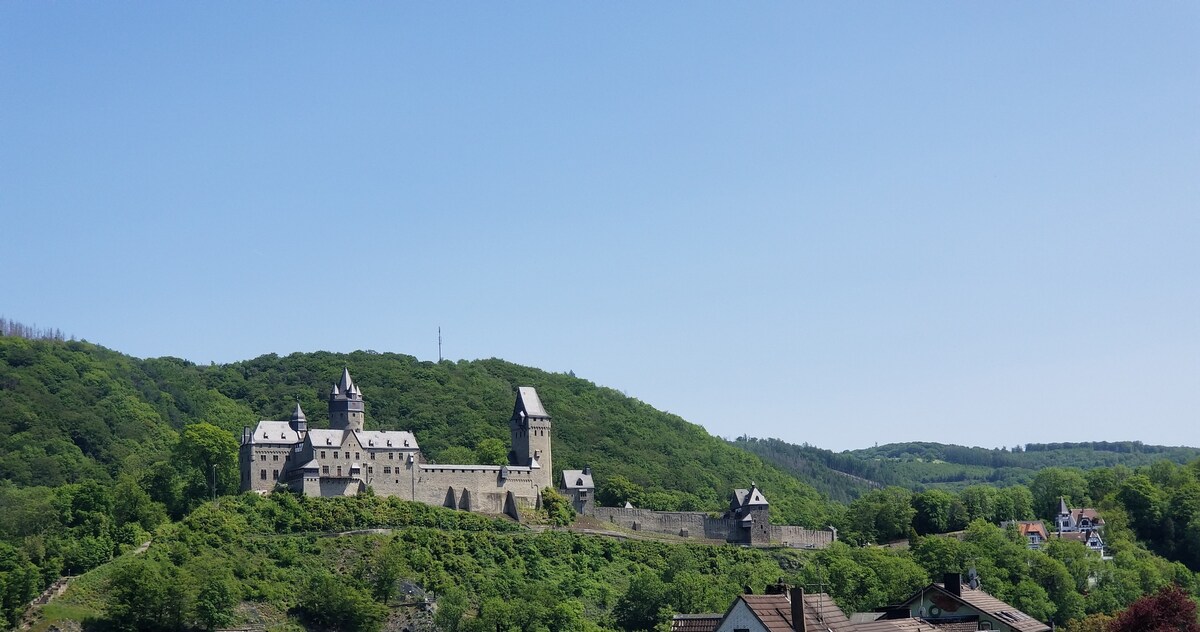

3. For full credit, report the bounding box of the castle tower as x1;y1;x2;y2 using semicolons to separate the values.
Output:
289;401;308;434
509;386;553;490
328;368;365;431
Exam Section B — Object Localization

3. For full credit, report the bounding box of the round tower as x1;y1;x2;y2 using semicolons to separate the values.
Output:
328;368;365;431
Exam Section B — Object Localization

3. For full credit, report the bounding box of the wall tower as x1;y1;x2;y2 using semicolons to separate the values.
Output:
328;368;365;431
509;386;553;490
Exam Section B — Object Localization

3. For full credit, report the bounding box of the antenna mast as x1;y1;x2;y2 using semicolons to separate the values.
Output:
438;326;442;362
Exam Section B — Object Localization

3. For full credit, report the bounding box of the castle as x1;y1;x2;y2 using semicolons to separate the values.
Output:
239;369;834;548
239;369;552;518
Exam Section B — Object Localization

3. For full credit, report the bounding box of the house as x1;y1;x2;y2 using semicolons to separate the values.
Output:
893;574;1050;632
712;585;855;632
1000;521;1050;550
561;467;595;513
671;613;722;632
1054;497;1104;533
1055;529;1105;555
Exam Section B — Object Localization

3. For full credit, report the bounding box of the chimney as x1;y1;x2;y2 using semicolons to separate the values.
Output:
944;573;961;597
790;587;806;632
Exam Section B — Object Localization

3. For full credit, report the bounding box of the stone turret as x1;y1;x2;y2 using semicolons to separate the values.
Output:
509;386;553;491
328;368;365;431
289;401;308;434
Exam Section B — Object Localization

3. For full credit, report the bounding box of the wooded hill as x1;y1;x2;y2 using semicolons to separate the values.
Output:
0;335;831;526
733;437;1200;499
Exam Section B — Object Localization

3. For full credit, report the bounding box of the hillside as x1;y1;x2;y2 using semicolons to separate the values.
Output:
733;437;1200;495
0;335;832;524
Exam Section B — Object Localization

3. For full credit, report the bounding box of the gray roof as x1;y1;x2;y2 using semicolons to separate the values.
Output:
298;458;320;470
291;402;306;422
732;486;769;508
308;429;347;447
248;421;303;445
357;430;419;450
563;469;594;490
517;386;548;418
338;367;355;393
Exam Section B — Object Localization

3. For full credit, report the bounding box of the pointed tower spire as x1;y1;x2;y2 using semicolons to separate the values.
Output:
329;368;365;431
1058;496;1070;515
289;401;308;433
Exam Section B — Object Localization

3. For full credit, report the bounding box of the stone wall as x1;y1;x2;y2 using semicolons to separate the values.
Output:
588;507;741;541
585;506;835;548
772;525;836;548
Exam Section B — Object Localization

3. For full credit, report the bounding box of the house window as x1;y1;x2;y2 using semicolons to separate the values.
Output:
322;466;329;475
260;470;267;480
979;623;992;630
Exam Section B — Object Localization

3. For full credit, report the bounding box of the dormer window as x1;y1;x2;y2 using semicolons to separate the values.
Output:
387;440;392;446
262;432;268;438
404;439;409;447
326;438;332;445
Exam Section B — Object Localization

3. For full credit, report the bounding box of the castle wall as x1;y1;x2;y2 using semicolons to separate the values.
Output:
318;478;362;496
772;525;836;548
411;465;542;514
588;507;743;541
586;506;835;548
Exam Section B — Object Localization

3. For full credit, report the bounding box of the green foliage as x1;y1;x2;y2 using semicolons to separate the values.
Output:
541;487;577;527
840;487;915;545
300;571;388;632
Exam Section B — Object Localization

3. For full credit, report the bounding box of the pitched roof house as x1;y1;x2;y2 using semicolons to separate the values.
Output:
1000;520;1050;550
712;587;855;632
895;575;1050;632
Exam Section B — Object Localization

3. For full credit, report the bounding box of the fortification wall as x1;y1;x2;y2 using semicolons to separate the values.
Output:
318;478;362;496
772;525;836;548
411;465;542;515
587;507;742;541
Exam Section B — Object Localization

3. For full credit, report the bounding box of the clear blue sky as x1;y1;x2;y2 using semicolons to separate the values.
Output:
2;4;1197;451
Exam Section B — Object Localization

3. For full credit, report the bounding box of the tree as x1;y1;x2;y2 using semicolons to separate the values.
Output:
614;571;668;631
299;572;387;632
1030;468;1090;519
437;446;476;465
912;490;954;535
541;487;576;526
1109;585;1200;632
434;586;469;632
475;438;509;466
597;474;644;508
194;570;237;631
174;422;238;507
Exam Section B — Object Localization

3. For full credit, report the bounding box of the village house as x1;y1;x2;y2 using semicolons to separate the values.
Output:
1001;520;1050;550
884;573;1051;632
1053;497;1106;555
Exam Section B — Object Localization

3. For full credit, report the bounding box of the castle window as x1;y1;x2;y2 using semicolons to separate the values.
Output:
370;453;375;460
273;454;279;461
355;452;360;460
344;452;350;459
320;451;326;459
272;469;278;479
384;466;392;474
337;466;343;476
368;466;373;474
260;470;267;480
322;466;329;474
259;455;265;461
389;453;394;460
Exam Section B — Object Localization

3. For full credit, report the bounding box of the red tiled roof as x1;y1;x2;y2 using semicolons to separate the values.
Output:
671;614;722;632
737;593;856;632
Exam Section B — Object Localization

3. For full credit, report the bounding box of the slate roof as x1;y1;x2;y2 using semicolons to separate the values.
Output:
248;421;303;445
290;402;306;422
1070;508;1104;525
517;386;548;418
563;469;594;490
670;614;721;632
734;593;855;632
732;485;769;509
308;429;348;447
356;430;419;450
